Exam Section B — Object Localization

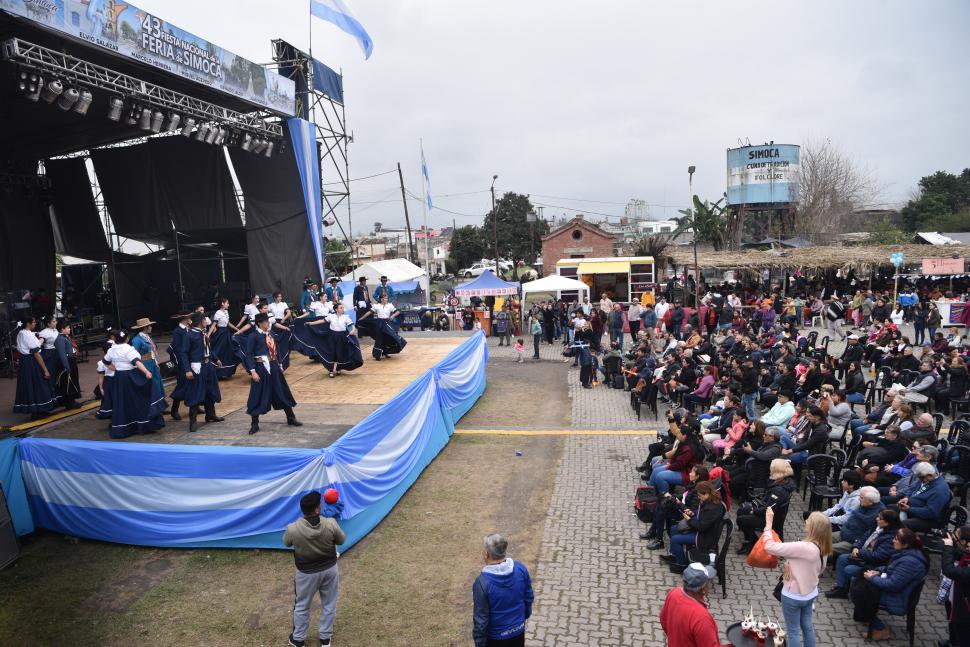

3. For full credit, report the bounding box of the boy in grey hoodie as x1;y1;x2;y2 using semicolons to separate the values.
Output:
285;491;346;647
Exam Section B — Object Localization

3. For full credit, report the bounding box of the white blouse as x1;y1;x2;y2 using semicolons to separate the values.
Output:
38;327;59;350
103;343;141;371
243;303;260;319
214;309;230;328
97;359;115;377
372;303;397;319
268;301;289;320
16;329;41;354
308;301;334;317
326;313;354;332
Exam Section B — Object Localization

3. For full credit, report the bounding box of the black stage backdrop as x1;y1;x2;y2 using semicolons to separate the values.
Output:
91;137;242;241
0;189;56;300
228;142;316;295
46;157;112;262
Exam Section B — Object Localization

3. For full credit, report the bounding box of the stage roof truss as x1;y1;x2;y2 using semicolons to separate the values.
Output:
2;38;283;140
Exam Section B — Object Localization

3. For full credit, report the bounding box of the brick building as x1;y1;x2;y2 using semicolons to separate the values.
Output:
540;215;618;276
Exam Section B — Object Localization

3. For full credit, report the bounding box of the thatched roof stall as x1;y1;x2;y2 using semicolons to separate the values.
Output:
665;244;970;273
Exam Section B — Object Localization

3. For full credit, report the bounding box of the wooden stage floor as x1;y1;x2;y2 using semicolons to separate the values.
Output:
28;336;465;450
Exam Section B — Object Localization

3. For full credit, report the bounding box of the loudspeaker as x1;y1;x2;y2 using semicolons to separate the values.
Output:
0;484;20;570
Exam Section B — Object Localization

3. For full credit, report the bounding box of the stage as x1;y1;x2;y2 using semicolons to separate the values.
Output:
28;334;465;449
3;332;488;550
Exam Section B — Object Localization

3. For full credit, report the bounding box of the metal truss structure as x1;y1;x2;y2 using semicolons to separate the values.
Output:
270;39;352;277
2;37;284;140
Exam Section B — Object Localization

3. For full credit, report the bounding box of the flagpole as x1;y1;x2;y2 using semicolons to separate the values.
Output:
420;139;431;276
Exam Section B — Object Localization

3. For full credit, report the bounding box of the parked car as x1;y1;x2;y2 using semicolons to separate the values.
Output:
459;260;512;278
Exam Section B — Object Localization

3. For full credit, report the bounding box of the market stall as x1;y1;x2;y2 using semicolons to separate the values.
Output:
520;274;591;328
452;270;519;335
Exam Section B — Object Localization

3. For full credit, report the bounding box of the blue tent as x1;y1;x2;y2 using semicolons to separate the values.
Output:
453;270;519;296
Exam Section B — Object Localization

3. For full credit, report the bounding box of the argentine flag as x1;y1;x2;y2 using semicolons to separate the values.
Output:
421;144;433;210
310;0;374;60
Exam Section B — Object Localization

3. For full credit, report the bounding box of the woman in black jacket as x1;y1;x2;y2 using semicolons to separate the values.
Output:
942;524;970;647
662;480;726;572
937;357;969;411
736;459;797;553
844;362;867;406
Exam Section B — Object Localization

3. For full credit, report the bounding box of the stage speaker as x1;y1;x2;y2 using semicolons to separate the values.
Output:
158;360;177;379
0;484;20;570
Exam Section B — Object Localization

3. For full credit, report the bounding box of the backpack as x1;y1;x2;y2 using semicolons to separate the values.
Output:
611;373;625;389
708;466;732;511
634;485;659;522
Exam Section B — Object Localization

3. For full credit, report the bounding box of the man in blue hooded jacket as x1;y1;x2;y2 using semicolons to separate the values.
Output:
473;533;534;647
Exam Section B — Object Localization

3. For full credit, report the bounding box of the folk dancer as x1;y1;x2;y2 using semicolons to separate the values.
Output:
238;293;261;329
358;294;405;360
307;291;335;318
101;329;165;438
53;319;82;409
353;277;372;319
299;282;318;315
268;292;291;323
37;314;59;393
209;298;240;379
167;312;192;420
179;312;224;432
130;317;166;411
243;312;302;435
324;303;363;378
13;316;55;418
324;277;344;304
373;275;395;303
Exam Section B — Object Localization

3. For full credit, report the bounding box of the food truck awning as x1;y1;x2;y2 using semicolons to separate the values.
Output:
577;260;631;275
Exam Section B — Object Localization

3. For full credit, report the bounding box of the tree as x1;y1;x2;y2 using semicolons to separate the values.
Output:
677;195;729;251
482;192;549;266
900;169;970;231
793;139;880;235
449;225;487;270
325;238;350;273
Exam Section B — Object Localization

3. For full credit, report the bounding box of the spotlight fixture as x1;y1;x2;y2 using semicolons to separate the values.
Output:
73;89;94;115
264;141;275;157
56;86;80;111
195;123;209;141
106;96;124;121
180;116;196;136
252;139;267;154
164;113;181;132
149;110;164;132
138;107;152;130
126;103;139;125
40;78;63;103
213;127;227;146
18;70;43;101
204;125;218;144
239;133;253;151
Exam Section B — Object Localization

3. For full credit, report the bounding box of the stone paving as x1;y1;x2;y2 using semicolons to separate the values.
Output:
524;323;954;647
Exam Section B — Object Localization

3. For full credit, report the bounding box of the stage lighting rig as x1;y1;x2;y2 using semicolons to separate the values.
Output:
164;113;181;132
40;78;62;103
56;86;79;111
73;89;93;115
180;116;196;136
149;110;164;133
17;69;43;101
106;95;124;121
239;133;253;151
138;107;152;130
195;123;210;142
264;141;274;157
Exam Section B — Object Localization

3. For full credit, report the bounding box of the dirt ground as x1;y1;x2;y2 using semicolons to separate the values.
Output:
0;342;565;646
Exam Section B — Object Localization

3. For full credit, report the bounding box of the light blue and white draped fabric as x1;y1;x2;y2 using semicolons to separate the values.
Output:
310;0;373;60
421;143;433;210
288;117;326;284
19;333;488;550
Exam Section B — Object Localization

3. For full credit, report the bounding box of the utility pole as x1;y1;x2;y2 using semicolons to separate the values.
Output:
490;174;499;277
396;162;415;263
688;165;698;310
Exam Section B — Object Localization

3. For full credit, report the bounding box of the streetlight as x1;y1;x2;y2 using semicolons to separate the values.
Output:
688;165;698;309
490;174;499;276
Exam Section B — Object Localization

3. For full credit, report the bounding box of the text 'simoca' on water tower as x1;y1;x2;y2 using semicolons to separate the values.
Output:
725;143;800;246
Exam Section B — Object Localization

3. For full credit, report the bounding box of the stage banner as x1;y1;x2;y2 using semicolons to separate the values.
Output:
0;0;295;115
0;438;34;536
18;333;488;550
288;117;326;286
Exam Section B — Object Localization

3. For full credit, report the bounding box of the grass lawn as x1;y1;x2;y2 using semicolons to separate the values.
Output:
0;433;561;647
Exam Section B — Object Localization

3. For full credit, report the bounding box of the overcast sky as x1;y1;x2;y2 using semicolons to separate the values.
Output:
138;0;969;234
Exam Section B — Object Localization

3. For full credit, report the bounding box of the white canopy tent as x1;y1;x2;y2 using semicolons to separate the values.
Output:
519;274;591;327
341;259;430;293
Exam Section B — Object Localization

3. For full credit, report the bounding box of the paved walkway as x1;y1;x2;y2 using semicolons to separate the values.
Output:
525;324;952;647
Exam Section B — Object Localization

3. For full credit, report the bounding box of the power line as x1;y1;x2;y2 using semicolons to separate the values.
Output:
322;168;398;186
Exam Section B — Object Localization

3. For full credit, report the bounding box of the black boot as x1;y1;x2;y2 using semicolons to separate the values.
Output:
284;407;303;427
170;399;182;421
249;415;259;435
204;402;224;423
188;405;199;433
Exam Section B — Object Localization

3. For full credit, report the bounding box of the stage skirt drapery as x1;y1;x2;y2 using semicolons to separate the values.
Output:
18;332;489;550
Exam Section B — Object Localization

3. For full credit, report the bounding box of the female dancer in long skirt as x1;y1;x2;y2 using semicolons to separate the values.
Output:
208;298;240;379
102;329;165;438
357;294;407;360
130;317;166;411
36;315;59;396
13;316;55;418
